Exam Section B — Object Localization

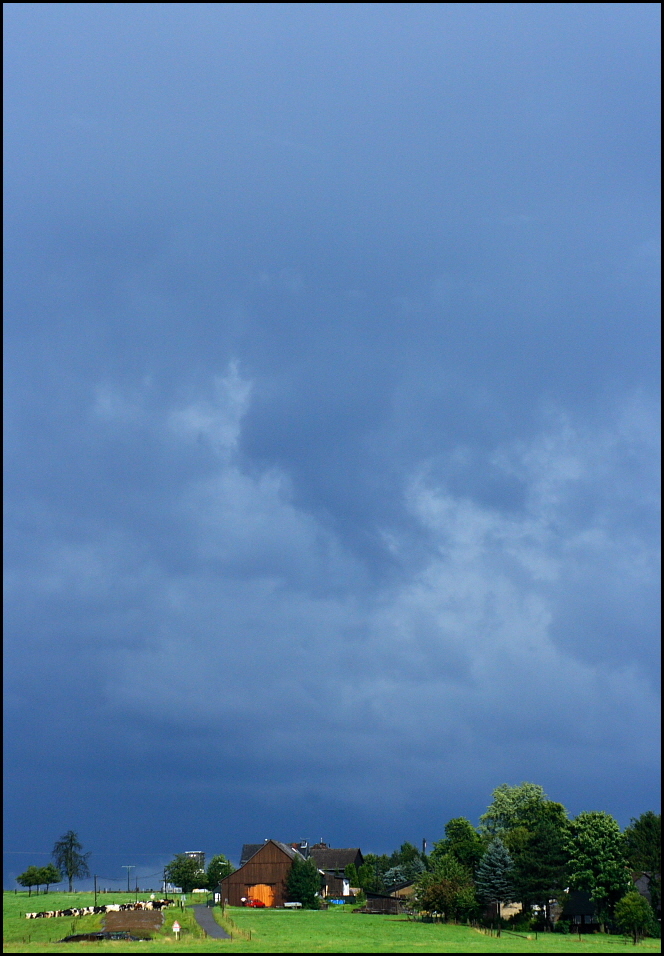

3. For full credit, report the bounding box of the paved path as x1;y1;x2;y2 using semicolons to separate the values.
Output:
191;905;231;939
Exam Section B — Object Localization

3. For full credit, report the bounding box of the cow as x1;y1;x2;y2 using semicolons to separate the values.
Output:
25;898;174;919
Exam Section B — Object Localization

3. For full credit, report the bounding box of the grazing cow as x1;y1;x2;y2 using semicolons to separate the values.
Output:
26;898;174;919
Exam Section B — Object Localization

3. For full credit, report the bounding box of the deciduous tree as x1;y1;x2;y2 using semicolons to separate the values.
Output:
565;811;631;930
206;854;234;890
614;891;657;945
52;831;90;893
357;854;391;893
38;863;62;894
430;818;484;874
16;866;44;896
164;854;205;893
416;853;478;922
479;783;548;836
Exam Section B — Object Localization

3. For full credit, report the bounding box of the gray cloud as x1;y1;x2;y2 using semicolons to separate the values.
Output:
4;3;659;881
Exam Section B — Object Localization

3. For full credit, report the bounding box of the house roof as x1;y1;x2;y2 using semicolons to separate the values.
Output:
239;844;264;866
309;848;363;871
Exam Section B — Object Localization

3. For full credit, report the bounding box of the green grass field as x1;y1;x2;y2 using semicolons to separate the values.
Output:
3;893;661;953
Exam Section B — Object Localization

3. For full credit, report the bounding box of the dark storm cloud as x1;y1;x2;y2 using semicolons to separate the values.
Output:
4;3;659;884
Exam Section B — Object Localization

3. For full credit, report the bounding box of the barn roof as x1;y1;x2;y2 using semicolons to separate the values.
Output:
309;847;363;871
272;841;306;861
239;841;306;867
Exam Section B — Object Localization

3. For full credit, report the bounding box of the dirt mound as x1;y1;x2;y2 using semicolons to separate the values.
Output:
103;908;164;935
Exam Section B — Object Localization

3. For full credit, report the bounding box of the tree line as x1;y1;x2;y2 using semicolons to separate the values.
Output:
345;783;660;942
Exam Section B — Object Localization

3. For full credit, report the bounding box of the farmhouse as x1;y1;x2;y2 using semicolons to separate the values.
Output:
309;843;364;899
220;840;306;907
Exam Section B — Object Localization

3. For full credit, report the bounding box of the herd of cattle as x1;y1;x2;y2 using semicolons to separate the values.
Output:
26;899;174;919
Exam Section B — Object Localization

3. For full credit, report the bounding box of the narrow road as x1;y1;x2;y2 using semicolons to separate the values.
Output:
191;905;231;939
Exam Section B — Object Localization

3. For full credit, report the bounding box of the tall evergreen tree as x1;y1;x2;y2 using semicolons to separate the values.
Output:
624;811;661;916
286;856;321;908
513;817;569;925
476;838;515;919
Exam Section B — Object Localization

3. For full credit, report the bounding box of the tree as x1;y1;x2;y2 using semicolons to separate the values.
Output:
624;812;661;916
286;856;322;908
479;785;571;925
565;811;631;930
384;864;407;887
164;854;206;893
416;853;478;922
344;863;359;888
614;891;657;945
357;854;391;893
52;831;90;892
389;842;425;868
430;818;484;875
476;838;515;919
16;866;44;896
206;854;234;890
479;782;549;836
512;812;570;925
38;863;62;894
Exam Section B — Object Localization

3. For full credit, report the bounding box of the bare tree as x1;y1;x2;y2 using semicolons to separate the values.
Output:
52;831;90;892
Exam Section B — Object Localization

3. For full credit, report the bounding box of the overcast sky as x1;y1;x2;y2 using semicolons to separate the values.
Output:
4;2;660;888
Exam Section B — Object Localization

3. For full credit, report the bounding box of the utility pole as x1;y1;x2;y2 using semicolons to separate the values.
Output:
94;875;97;906
121;866;135;894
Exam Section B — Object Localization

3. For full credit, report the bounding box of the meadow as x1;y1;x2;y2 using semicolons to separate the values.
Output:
3;893;661;953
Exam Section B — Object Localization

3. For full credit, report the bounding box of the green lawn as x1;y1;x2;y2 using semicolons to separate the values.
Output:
3;893;661;953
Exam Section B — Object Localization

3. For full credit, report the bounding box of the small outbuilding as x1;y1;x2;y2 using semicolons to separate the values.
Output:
358;892;406;915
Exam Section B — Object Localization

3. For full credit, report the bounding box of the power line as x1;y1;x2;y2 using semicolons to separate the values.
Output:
4;850;177;856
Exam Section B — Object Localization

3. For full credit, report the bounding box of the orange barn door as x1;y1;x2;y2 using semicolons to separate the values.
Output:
247;884;275;907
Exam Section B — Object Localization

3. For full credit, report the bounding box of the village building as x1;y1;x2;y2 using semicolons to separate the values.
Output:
220;840;306;907
308;843;364;899
222;840;365;907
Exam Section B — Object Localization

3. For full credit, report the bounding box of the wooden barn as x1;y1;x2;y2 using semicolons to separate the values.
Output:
220;840;304;907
